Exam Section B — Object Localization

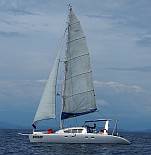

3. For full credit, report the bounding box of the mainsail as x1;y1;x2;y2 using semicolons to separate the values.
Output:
32;52;60;128
61;8;97;119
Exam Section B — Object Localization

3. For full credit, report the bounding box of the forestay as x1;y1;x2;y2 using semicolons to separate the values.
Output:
61;8;97;120
32;52;60;128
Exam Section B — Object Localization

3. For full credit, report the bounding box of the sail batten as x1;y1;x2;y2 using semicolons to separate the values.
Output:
67;53;89;61
61;9;97;120
64;89;95;99
65;71;92;80
67;36;85;43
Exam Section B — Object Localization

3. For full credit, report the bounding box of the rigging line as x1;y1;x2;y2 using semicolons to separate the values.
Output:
96;108;108;119
56;27;68;57
55;26;68;129
56;27;67;97
60;12;71;122
67;3;72;11
96;103;120;120
56;26;68;77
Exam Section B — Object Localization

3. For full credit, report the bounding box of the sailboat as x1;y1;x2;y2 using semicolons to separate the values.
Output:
22;6;130;144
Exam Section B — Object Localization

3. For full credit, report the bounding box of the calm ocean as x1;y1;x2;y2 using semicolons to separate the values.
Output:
0;129;151;155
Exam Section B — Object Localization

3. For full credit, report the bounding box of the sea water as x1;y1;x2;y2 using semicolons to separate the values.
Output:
0;129;151;155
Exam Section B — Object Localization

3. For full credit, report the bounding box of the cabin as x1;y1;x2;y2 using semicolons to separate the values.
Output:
56;127;87;134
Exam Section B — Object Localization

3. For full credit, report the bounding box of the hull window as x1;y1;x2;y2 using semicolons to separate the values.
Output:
33;135;43;138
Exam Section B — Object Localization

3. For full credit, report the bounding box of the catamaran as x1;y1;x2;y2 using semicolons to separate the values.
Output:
20;6;130;144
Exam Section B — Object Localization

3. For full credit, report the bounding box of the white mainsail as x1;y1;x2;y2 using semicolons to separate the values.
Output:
61;8;97;119
32;52;60;127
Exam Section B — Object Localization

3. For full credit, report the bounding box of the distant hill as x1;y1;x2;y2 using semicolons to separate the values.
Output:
0;121;58;130
0;121;150;132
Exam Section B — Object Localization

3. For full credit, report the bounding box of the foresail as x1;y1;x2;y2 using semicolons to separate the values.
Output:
61;9;97;120
33;52;60;127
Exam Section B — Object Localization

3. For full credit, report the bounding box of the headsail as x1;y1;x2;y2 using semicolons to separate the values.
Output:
32;52;60;128
61;8;97;120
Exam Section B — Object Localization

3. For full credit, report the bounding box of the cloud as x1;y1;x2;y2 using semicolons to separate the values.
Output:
107;66;151;73
0;80;45;104
136;34;151;47
0;0;66;15
94;80;144;93
86;14;113;20
0;31;24;37
0;11;66;35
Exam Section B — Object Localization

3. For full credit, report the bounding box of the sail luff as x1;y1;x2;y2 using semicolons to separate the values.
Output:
61;8;97;120
33;51;60;127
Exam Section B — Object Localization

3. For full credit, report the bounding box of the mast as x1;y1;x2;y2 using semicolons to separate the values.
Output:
60;5;72;128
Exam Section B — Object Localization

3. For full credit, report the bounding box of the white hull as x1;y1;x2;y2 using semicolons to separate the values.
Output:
29;133;130;144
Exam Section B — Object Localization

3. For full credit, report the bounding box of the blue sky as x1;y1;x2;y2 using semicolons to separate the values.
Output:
0;0;151;130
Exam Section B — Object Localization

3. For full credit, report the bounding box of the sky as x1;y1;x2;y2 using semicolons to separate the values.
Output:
0;0;151;130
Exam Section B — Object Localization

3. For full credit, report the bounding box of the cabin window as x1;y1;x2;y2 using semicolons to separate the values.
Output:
72;129;77;133
77;129;83;133
64;129;83;133
64;129;72;133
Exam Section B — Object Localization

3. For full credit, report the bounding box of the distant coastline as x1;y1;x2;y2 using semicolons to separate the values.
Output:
0;121;151;133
